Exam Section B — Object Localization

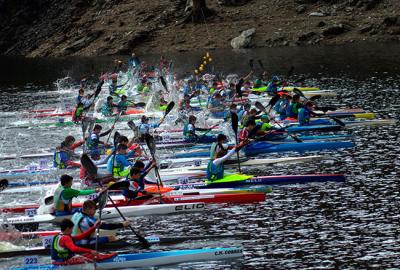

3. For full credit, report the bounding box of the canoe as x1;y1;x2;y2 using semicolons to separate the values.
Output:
11;246;243;269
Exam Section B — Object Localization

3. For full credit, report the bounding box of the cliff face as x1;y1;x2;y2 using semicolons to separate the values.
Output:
0;0;399;57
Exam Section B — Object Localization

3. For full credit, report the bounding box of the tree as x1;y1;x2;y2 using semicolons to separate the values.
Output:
189;0;213;22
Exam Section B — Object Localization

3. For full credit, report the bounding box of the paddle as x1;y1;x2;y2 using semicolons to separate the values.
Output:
81;117;94;153
144;134;163;203
159;76;168;92
314;106;338;113
310;95;322;101
0;179;8;192
106;112;123;144
293;88;345;127
94;190;108;265
254;101;303;143
231;112;241;173
111;131;121;178
159;101;175;124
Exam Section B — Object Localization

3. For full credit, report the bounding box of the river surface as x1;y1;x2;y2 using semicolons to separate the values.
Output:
0;43;399;269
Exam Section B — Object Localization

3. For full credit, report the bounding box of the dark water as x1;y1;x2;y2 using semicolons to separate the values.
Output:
0;43;399;269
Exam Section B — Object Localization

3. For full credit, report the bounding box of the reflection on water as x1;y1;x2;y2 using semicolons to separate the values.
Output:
0;44;399;269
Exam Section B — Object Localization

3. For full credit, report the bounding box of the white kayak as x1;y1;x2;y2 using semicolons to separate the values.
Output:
1;203;205;229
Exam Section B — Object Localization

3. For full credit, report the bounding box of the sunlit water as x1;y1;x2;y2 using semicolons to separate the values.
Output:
0;50;399;269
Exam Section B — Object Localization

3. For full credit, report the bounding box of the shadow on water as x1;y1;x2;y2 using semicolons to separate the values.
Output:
1;42;400;87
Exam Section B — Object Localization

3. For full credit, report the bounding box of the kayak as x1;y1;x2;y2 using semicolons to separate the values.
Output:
243;141;354;156
173;141;353;158
11;246;243;269
285;124;343;133
1;235;248;257
1;192;266;213
2;203;205;231
165;173;346;189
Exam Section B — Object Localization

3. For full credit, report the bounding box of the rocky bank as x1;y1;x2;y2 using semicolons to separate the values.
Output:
0;0;399;57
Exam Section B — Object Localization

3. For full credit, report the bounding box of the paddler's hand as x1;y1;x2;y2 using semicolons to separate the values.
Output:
94;220;102;228
91;250;99;256
95;187;102;193
111;125;115;130
121;220;131;227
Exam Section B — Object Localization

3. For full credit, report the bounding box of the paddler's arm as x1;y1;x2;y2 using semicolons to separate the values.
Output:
63;187;97;200
72;221;99;241
61;236;94;254
99;127;114;137
212;148;237;166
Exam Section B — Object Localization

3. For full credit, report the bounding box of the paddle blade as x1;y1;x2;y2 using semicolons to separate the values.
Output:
97;190;108;210
331;117;346;127
113;131;121;148
94;80;104;99
127;120;136;131
44;195;54;205
236;83;243;98
144;134;156;157
292;88;304;98
0;179;8;192
81;154;98;177
315;106;337;112
108;180;130;190
164;101;175;116
310;95;321;101
231;112;239;135
160;76;168;92
255;101;266;113
268;94;280;108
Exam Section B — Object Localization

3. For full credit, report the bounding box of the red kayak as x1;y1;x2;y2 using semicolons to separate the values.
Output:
1;192;266;213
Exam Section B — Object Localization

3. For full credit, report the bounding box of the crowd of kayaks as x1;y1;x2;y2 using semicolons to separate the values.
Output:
0;61;397;270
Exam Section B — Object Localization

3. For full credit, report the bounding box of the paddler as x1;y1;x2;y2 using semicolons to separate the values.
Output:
53;136;83;169
207;135;247;181
71;200;131;245
285;94;302;119
107;144;132;177
207;93;225;117
109;73;119;96
138;115;163;141
53;175;102;216
123;161;157;199
239;119;257;142
51;218;116;265
266;76;281;96
117;95;129;115
257;114;273;131
101;96;116;116
86;124;113;160
183;115;214;143
298;101;315;125
75;88;85;105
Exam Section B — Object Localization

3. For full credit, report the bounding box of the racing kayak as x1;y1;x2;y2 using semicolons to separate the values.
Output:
165;173;346;189
1;234;248;257
243;141;354;156
1;192;267;213
11;247;243;269
2;203;205;231
173;141;353;158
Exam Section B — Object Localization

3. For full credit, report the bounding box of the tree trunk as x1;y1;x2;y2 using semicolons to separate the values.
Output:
191;0;212;23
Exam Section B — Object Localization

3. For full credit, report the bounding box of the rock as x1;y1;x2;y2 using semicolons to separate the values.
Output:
63;30;103;52
359;25;373;34
322;24;348;37
298;31;316;41
296;5;307;14
317;21;326;27
309;12;325;17
382;16;399;27
230;28;256;49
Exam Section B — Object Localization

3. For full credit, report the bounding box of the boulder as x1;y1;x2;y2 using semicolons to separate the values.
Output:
230;28;256;49
322;24;348;37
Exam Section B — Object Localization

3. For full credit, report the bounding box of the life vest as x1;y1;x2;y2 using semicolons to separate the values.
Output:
71;212;95;239
286;102;301;118
53;186;72;212
86;133;99;150
72;107;83;123
53;151;67;169
122;179;140;198
51;234;73;261
298;107;311;125
206;160;224;181
183;123;194;137
101;103;113;116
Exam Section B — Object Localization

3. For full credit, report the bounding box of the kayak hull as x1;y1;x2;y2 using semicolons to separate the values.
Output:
11;247;243;269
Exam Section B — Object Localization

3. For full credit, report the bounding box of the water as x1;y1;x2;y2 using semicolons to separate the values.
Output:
0;43;399;269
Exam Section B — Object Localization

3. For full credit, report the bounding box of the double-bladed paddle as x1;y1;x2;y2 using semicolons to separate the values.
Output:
255;101;303;143
293;88;345;127
231;112;241;173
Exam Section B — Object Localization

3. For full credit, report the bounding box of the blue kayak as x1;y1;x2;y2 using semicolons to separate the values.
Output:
174;141;354;158
285;124;343;133
243;141;354;156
